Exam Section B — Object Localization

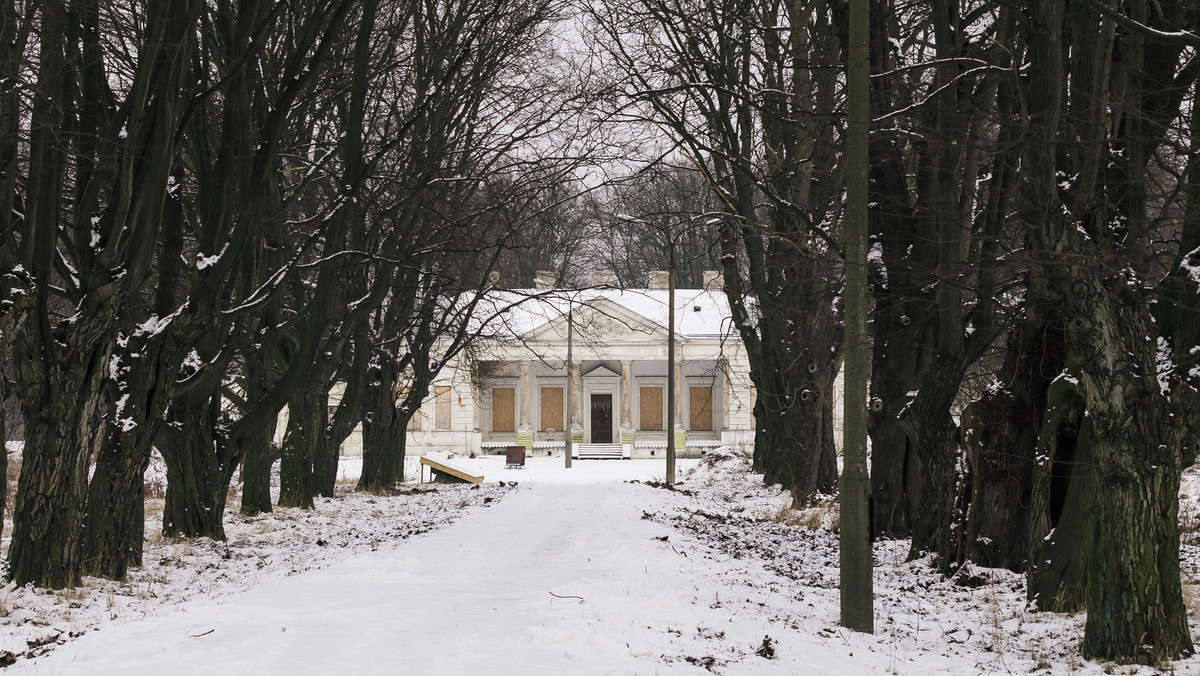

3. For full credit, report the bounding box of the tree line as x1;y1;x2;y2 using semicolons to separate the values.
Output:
0;0;599;585
3;0;1199;665
585;0;1200;662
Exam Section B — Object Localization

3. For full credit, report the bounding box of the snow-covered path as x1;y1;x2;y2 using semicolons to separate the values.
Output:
16;480;779;675
13;454;1197;675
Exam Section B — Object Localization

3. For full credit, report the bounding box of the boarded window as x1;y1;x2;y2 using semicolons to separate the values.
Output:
435;386;452;429
640;386;663;430
690;386;713;431
540;386;563;431
492;386;515;432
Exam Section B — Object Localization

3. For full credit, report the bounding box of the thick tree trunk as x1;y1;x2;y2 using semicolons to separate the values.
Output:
239;429;275;516
867;305;923;537
160;394;231;540
1026;382;1092;611
7;344;103;587
902;361;968;572
279;385;321;509
313;425;341;498
79;422;152;580
79;319;182;579
8;411;93;588
162;444;230;541
963;317;1064;571
751;355;837;505
358;362;405;493
0;374;7;532
8;308;107;587
311;384;341;498
1069;279;1192;661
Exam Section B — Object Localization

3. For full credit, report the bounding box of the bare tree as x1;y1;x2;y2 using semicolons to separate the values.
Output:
588;0;842;503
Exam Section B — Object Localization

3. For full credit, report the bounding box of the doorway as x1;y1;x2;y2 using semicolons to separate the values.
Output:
590;393;613;443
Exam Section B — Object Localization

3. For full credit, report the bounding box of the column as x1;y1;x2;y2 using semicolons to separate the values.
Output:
520;360;532;428
673;360;684;425
620;360;633;426
569;358;582;430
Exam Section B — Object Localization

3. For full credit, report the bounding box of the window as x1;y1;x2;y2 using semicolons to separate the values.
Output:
540;386;563;431
689;386;713;431
640;386;663;430
435;386;452;430
492;386;515;432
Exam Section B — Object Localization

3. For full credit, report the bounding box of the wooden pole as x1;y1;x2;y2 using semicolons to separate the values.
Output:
565;304;573;469
666;248;676;485
840;0;874;634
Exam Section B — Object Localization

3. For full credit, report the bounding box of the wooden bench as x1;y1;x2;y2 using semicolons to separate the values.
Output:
574;443;623;460
420;456;484;484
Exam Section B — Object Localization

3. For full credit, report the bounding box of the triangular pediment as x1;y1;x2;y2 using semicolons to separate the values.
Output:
521;297;669;342
583;364;621;379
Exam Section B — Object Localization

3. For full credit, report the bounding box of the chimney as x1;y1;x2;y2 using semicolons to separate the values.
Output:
534;269;556;290
703;270;724;290
647;271;669;289
592;271;617;287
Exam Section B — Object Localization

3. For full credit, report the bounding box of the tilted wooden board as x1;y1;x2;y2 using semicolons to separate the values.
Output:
420;456;484;484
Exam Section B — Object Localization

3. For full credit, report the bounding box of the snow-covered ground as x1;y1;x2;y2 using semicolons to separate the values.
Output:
2;450;1199;674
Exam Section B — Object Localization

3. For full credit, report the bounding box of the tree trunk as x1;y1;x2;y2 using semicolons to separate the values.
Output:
900;363;966;572
750;353;837;505
1069;278;1192;661
78;357;172;578
817;397;838;494
239;429;275;516
313;379;348;498
240;346;277;516
1026;380;1092;611
358;359;404;493
0;370;7;533
7;340;103;587
962;316;1064;571
160;394;231;540
78;421;152;580
867;305;923;537
278;385;321;509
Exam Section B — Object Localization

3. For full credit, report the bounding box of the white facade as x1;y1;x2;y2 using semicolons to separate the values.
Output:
331;285;758;459
293;283;852;460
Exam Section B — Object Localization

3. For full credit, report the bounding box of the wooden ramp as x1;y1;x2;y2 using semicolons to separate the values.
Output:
420;456;484;484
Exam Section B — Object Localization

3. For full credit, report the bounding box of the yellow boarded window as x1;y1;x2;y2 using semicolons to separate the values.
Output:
435;386;452;429
689;386;713;431
540;386;563;431
640;386;663;430
492;387;515;432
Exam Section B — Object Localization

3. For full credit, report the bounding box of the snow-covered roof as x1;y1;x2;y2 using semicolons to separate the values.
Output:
473;287;737;341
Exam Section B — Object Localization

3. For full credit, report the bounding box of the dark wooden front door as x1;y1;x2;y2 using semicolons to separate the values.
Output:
590;394;613;443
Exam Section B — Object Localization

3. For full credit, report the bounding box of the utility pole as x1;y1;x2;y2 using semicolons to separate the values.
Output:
840;0;874;634
564;304;573;469
666;247;676;485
